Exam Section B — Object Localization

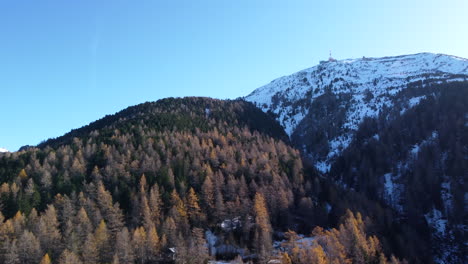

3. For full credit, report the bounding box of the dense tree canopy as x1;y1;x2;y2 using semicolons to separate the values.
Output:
0;97;409;263
0;98;307;263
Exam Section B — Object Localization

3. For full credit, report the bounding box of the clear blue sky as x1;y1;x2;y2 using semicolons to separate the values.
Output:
1;0;467;151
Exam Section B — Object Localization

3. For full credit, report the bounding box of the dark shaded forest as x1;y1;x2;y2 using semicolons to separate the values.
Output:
329;82;468;263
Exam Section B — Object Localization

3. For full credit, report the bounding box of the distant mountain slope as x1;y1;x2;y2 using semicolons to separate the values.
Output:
0;148;8;153
245;53;468;172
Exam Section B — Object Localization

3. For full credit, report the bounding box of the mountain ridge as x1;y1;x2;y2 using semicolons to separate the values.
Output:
37;97;289;150
249;52;467;97
245;52;468;172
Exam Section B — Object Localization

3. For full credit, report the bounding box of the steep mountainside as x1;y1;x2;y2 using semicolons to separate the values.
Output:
329;82;467;264
246;53;468;172
246;53;468;264
0;97;404;263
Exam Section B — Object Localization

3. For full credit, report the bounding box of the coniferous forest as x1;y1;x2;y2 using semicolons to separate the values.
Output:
0;82;467;264
2;1;468;263
0;97;411;263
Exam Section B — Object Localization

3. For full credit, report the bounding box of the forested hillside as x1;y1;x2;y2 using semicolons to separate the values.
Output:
0;97;403;263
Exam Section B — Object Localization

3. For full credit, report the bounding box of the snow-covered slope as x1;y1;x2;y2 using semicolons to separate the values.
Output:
0;148;9;153
246;53;468;172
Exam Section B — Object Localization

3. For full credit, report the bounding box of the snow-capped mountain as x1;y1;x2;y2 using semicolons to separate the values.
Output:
246;53;468;264
246;53;468;172
0;148;9;153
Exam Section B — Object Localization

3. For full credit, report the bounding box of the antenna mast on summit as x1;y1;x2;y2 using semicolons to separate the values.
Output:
328;50;336;62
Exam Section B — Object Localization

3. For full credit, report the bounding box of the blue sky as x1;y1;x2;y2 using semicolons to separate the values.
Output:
1;0;467;151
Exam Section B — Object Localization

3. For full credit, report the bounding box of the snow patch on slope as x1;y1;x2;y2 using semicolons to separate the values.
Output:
424;208;460;264
440;180;453;215
409;95;426;107
0;148;9;153
410;131;438;158
425;208;447;236
273;234;316;251
327;134;353;159
383;172;404;213
315;161;331;174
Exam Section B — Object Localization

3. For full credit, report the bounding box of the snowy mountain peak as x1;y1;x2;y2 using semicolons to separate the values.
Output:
245;53;468;172
0;148;9;153
247;53;467;111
